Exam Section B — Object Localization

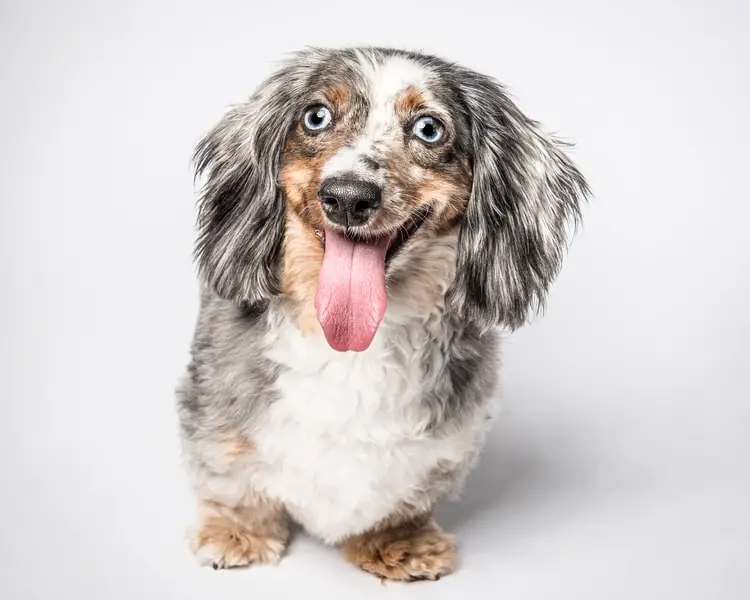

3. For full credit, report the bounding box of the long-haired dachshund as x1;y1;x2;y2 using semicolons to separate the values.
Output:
176;46;589;581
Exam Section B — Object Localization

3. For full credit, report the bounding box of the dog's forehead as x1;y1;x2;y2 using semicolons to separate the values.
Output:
313;52;439;111
356;54;432;106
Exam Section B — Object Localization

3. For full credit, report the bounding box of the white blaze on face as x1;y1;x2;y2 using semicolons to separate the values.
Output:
321;54;431;183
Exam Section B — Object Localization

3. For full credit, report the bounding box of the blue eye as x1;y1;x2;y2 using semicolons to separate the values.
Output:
412;116;444;143
304;106;332;131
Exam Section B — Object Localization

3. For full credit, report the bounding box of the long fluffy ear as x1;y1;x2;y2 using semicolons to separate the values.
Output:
446;72;591;331
192;53;319;305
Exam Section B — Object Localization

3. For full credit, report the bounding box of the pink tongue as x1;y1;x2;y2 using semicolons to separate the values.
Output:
315;228;389;352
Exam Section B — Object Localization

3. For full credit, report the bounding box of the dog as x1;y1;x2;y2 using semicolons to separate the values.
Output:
176;46;589;582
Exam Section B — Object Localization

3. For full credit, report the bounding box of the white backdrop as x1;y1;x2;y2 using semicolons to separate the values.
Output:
1;1;748;598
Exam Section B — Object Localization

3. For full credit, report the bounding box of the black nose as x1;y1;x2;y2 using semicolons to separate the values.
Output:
318;177;382;227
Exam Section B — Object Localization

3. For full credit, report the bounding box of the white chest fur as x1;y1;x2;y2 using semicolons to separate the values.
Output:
249;312;485;543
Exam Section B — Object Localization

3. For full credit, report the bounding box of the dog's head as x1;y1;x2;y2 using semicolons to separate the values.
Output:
193;47;589;351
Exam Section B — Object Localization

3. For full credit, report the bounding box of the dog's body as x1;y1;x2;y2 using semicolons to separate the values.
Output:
177;47;588;580
181;288;495;545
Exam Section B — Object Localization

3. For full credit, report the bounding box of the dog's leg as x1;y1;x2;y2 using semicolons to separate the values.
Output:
340;514;455;582
188;498;289;569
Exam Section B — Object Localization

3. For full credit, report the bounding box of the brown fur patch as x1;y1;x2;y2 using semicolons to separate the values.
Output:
281;209;324;334
190;499;290;569
382;155;472;232
395;86;426;116
340;515;455;582
420;162;473;226
324;84;350;110
280;153;326;219
216;434;254;458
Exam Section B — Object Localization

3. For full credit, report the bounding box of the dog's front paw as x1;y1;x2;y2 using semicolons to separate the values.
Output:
341;519;455;582
189;513;287;569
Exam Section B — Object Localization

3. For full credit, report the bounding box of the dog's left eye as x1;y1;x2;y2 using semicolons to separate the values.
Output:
412;116;444;143
303;106;332;131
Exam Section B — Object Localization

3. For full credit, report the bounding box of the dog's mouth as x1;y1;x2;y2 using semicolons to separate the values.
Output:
313;204;432;265
313;205;432;353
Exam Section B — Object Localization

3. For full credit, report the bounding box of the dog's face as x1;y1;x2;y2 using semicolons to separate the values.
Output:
280;57;472;246
193;48;589;351
279;56;474;350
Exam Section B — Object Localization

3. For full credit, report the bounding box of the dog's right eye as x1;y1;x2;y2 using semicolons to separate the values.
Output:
303;106;332;132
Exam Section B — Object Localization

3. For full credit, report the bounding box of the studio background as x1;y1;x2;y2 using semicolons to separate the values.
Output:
1;0;748;598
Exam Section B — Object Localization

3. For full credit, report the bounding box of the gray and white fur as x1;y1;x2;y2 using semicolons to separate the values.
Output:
176;46;589;574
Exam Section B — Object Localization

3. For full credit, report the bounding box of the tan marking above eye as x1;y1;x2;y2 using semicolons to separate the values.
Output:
323;84;350;111
395;86;427;117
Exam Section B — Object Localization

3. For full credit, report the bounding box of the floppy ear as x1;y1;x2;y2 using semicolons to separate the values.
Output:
192;57;313;305
447;73;590;331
